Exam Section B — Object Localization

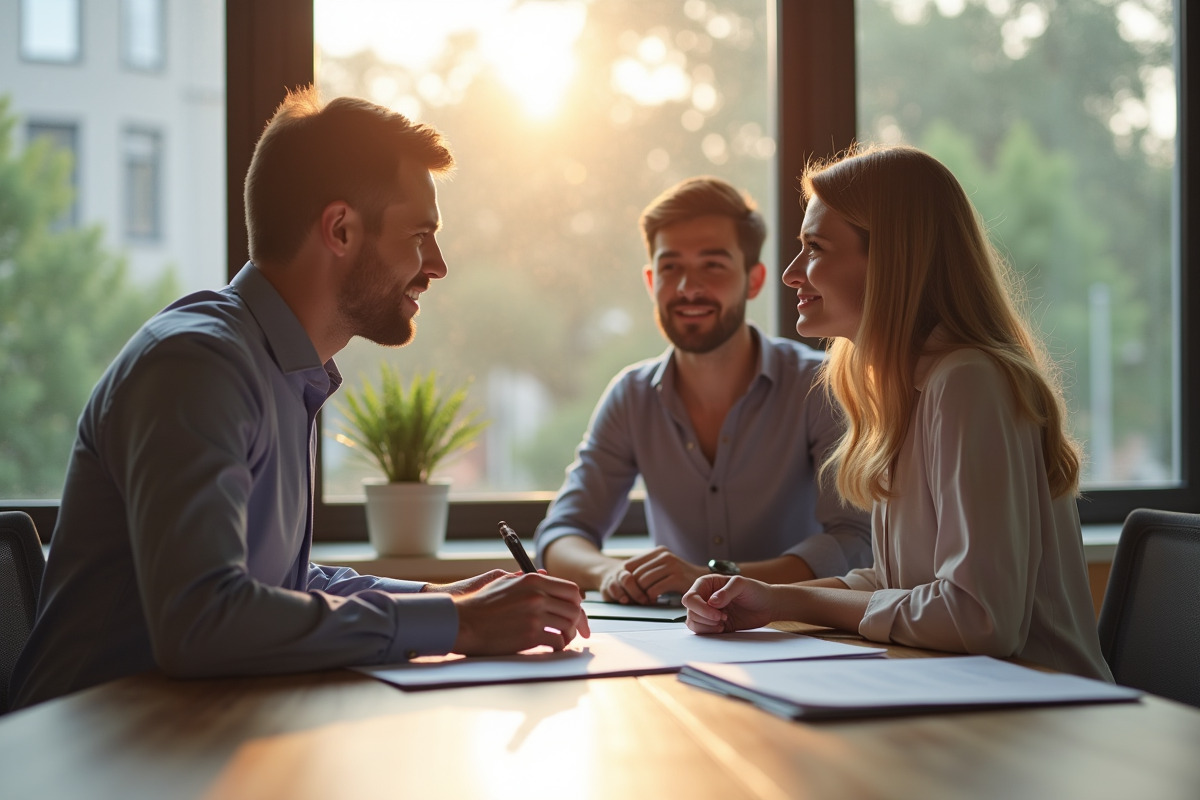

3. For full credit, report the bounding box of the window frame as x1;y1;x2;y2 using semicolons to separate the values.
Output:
122;125;164;242
7;0;1196;540
25;119;81;229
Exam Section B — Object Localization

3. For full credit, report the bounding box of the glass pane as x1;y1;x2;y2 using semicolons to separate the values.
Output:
26;121;79;228
0;2;226;499
122;0;165;71
124;128;162;239
315;0;774;499
20;0;80;63
857;0;1178;488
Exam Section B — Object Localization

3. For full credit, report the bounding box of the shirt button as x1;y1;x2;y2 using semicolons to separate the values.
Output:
713;536;724;545
710;486;718;493
686;442;694;450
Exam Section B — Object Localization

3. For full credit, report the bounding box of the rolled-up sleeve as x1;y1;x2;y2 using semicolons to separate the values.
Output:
307;563;427;595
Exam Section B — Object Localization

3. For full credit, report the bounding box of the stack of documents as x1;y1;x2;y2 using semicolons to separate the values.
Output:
678;655;1142;720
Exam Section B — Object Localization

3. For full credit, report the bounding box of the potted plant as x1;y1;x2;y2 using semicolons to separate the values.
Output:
334;364;488;556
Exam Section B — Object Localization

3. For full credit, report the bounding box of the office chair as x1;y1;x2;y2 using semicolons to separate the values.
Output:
1097;508;1200;708
0;511;45;714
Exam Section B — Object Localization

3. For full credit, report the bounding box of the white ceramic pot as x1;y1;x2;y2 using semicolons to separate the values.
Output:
363;479;451;556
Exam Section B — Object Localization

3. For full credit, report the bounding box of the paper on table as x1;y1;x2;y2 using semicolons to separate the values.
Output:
678;655;1142;720
356;627;885;691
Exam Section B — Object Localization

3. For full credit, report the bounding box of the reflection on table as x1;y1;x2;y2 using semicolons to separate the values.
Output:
2;628;1198;800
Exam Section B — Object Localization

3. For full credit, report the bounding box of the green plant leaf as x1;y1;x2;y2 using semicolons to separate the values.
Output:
332;364;489;483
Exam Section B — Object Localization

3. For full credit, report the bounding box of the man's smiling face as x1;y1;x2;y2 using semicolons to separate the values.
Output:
644;214;761;354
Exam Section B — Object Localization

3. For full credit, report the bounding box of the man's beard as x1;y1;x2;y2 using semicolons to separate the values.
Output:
339;238;420;348
655;295;747;354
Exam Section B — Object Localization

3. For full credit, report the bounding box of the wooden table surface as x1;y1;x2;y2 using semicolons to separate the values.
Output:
3;628;1199;800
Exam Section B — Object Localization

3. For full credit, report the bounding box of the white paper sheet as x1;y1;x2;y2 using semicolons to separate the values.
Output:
356;628;885;690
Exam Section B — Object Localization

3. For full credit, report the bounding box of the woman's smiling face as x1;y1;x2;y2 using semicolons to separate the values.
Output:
781;196;869;343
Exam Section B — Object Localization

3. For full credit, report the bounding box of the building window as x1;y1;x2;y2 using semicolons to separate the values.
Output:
121;0;165;72
26;121;80;230
124;128;163;241
19;0;81;64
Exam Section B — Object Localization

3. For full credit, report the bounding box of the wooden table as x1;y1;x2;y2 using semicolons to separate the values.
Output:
3;631;1199;800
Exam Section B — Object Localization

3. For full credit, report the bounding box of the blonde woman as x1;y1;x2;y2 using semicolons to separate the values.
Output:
681;145;1112;681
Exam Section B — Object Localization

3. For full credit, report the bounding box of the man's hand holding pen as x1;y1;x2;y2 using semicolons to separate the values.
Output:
448;521;590;657
451;571;591;656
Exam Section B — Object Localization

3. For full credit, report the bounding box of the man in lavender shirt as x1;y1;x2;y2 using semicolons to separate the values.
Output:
9;87;587;710
535;178;870;605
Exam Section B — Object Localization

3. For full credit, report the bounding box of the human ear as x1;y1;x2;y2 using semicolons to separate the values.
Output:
319;201;360;257
745;262;768;299
642;263;656;297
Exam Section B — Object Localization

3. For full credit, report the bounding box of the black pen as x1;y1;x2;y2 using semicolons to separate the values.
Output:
498;521;537;574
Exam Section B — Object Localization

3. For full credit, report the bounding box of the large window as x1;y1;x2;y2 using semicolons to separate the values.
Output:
226;0;1195;538
5;0;1197;537
0;1;225;531
857;0;1178;492
314;0;775;506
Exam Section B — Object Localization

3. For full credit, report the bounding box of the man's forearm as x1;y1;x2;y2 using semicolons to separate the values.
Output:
542;535;623;591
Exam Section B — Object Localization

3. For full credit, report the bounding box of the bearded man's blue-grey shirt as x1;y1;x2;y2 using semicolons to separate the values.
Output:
534;326;871;575
9;264;457;709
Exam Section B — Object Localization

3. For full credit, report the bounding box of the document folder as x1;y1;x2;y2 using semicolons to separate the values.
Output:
678;655;1142;720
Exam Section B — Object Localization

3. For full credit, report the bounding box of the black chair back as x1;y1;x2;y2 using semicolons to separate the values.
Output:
1097;508;1200;708
0;511;45;713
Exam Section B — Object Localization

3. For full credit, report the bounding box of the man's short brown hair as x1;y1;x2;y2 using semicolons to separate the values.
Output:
244;85;454;265
638;176;767;268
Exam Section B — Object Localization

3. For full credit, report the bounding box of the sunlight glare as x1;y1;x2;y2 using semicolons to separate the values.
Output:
478;1;587;119
466;703;593;799
315;0;587;121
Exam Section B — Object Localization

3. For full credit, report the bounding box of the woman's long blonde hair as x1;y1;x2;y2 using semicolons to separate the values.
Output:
809;145;1081;509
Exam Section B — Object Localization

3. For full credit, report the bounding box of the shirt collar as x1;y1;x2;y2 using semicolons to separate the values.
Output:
650;323;773;390
230;263;338;386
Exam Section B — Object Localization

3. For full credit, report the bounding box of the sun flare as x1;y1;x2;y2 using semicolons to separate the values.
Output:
315;0;587;121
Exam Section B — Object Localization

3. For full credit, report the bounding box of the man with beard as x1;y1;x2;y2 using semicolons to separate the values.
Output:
9;86;588;710
535;177;870;605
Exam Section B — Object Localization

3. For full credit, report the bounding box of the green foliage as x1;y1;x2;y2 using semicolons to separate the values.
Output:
335;364;489;483
858;0;1176;481
0;96;178;497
